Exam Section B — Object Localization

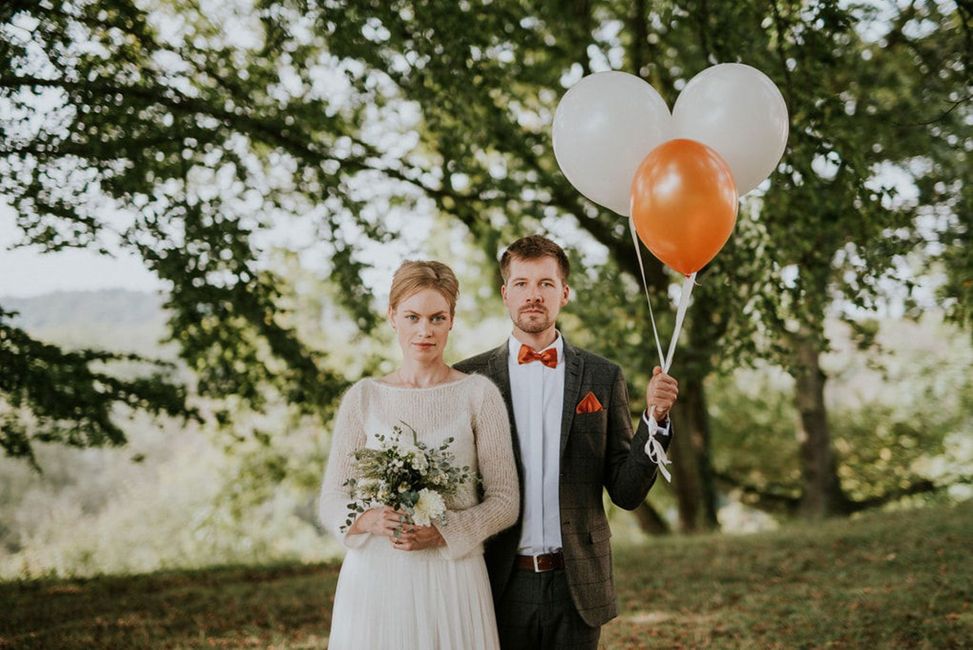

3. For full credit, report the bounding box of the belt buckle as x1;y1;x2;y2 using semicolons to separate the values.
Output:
533;553;554;573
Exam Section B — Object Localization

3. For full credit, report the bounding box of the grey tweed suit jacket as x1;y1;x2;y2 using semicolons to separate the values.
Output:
455;337;672;627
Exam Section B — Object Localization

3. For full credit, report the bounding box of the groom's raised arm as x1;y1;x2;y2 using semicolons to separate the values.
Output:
603;365;674;510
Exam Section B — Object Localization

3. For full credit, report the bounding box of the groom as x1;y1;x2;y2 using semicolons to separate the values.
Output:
456;235;678;649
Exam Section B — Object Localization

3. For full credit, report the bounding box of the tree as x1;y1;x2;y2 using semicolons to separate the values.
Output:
750;0;971;516
1;0;353;464
2;0;968;529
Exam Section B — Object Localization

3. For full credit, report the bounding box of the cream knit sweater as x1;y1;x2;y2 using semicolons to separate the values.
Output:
318;374;519;560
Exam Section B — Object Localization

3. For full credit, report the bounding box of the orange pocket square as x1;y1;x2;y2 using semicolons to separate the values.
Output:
575;391;603;414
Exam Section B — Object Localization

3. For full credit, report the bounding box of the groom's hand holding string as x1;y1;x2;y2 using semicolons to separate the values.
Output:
646;366;679;421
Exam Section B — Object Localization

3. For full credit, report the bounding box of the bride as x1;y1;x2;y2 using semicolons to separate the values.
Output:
318;260;519;649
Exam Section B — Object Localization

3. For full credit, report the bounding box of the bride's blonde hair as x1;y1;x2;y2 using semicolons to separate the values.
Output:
389;261;460;317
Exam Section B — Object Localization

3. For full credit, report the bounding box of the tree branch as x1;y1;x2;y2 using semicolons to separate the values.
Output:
846;476;973;513
711;468;801;514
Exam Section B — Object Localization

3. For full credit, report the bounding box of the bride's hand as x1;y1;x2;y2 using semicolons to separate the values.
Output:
348;506;403;537
390;524;445;551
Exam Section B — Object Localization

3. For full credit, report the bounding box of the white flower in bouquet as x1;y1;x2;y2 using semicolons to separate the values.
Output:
412;488;446;527
377;484;392;503
358;478;379;494
409;450;429;473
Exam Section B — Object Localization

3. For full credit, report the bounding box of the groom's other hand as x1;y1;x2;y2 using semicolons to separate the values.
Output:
646;366;679;420
391;524;445;551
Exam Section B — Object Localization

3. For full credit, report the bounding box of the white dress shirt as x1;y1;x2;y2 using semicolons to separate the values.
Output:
508;334;673;553
508;334;564;555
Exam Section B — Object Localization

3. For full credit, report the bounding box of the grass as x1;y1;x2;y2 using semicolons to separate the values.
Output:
2;502;970;649
605;501;973;649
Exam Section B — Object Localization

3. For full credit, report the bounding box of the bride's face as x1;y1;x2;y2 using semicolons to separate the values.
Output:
388;288;453;363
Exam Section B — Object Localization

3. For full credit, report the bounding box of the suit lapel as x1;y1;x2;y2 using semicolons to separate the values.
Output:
486;342;522;468
560;339;584;459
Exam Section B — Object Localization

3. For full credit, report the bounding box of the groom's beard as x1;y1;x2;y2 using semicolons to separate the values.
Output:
515;306;553;334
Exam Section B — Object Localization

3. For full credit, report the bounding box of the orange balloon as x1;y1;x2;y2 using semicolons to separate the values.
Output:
630;139;738;275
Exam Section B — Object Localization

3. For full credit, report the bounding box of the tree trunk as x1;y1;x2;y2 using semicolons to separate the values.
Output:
793;330;851;518
633;501;670;535
624;2;719;532
669;374;720;532
688;374;720;527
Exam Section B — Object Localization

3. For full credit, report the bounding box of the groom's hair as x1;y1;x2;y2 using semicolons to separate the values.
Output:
500;235;570;284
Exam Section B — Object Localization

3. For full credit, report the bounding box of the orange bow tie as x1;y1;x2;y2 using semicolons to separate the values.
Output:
518;344;558;369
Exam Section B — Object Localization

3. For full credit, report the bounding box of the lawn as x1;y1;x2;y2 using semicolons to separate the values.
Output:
2;502;970;649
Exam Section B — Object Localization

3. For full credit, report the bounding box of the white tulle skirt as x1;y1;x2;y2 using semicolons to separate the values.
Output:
327;535;500;649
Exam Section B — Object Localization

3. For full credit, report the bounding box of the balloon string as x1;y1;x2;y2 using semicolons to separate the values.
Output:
664;272;696;373
627;217;666;370
629;218;677;483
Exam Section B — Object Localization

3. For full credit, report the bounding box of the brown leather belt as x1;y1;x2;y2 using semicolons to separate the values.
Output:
515;551;565;573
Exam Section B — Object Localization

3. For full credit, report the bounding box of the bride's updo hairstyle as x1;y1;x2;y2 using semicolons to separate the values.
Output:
388;261;460;318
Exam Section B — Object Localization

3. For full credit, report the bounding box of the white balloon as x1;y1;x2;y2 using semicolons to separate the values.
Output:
673;63;789;195
553;71;672;216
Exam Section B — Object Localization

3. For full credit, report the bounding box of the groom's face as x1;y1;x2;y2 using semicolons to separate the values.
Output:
501;256;570;335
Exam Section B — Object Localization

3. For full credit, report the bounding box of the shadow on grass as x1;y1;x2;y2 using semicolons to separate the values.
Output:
0;563;340;648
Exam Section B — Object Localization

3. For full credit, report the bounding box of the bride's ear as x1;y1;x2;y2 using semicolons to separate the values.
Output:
387;307;396;330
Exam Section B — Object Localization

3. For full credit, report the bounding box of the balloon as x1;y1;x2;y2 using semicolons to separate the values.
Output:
630;139;739;275
672;63;788;195
553;71;672;216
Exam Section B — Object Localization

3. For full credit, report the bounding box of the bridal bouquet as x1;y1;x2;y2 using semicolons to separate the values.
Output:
341;421;472;534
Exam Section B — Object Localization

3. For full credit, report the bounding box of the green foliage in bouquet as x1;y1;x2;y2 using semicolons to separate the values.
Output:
341;422;472;534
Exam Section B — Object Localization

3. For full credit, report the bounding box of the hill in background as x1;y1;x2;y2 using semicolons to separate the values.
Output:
1;290;169;355
2;289;165;329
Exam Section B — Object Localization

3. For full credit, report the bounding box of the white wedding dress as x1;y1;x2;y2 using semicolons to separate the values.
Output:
329;534;498;648
318;376;519;649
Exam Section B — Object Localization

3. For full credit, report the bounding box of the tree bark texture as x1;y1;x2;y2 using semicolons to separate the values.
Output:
793;330;851;518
